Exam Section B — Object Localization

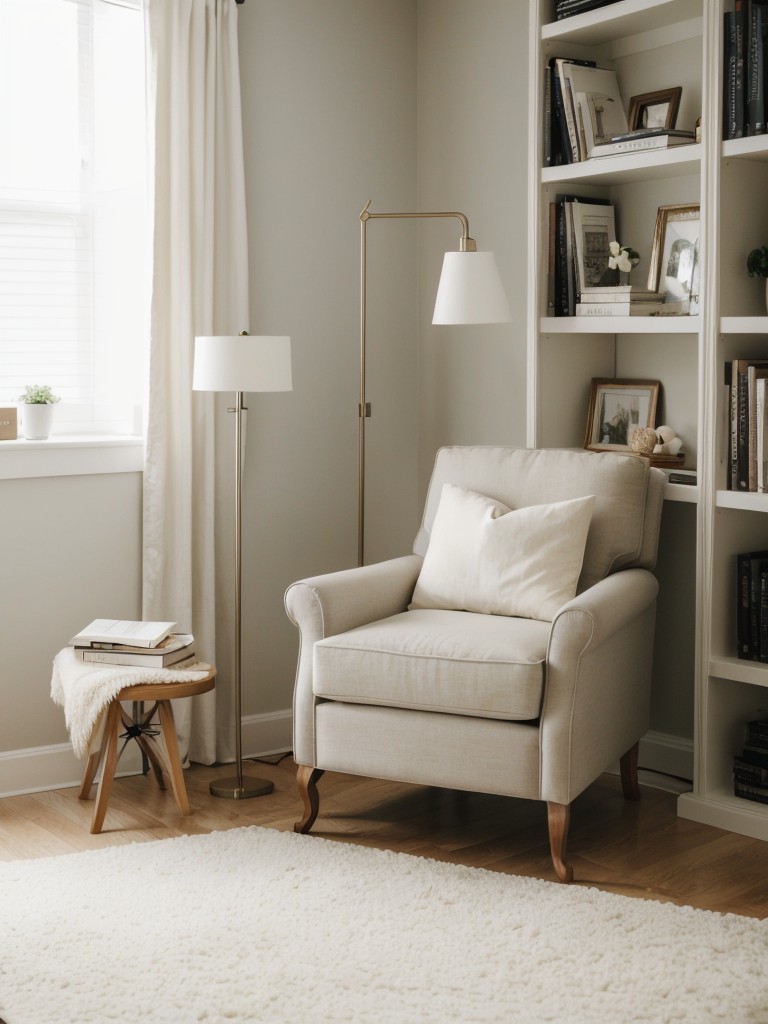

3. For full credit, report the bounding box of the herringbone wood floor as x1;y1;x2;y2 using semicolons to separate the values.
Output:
1;756;767;919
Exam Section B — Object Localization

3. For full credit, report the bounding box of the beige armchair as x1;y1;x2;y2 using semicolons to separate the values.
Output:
285;446;664;882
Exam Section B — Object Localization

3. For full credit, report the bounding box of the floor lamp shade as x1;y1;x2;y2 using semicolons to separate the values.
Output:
193;335;292;392
191;331;291;801
432;251;512;325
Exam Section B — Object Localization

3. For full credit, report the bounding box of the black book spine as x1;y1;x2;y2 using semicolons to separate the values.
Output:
738;551;753;658
725;11;737;139
736;1;746;138
747;2;766;134
555;201;568;316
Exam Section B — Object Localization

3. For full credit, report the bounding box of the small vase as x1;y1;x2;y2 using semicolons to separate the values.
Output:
22;403;55;440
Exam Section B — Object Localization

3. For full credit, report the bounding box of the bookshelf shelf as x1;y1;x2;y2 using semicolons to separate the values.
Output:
541;0;702;46
709;655;768;688
722;136;768;162
664;480;698;503
721;317;768;334
541;146;701;186
540;315;700;333
716;490;768;512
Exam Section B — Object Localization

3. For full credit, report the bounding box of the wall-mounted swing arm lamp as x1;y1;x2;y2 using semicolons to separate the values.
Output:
358;199;512;566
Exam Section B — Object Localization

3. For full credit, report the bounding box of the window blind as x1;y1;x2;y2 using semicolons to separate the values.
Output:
0;0;147;435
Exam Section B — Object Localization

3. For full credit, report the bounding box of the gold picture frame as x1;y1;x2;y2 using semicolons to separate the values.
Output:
647;203;701;313
627;87;682;131
585;378;660;452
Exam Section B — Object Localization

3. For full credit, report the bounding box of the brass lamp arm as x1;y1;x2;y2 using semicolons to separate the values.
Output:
359;199;477;252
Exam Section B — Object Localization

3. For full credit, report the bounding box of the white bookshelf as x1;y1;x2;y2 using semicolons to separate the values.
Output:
529;0;768;841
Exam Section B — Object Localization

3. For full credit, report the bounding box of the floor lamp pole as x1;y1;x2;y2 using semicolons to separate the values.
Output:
358;201;476;568
209;389;274;800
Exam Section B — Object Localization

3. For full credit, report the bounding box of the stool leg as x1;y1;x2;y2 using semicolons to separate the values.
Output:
90;701;123;834
79;711;107;799
157;699;191;815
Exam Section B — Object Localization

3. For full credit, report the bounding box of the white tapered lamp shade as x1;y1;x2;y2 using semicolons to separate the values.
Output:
432;251;512;325
193;335;292;392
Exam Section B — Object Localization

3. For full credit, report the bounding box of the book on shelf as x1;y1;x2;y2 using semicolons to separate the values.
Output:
72;633;195;668
566;65;627;157
723;5;745;140
551;194;612;315
69;619;176;650
666;469;697;485
575;300;668;316
733;720;768;805
579;285;661;302
722;1;768;140
555;0;623;20
736;550;768;661
590;131;696;158
546;57;597;165
725;358;768;490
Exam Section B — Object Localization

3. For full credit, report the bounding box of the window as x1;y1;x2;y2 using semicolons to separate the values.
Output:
0;0;147;436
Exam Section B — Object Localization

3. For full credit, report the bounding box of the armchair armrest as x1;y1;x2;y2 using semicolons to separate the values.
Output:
285;554;423;642
541;568;660;804
285;554;423;764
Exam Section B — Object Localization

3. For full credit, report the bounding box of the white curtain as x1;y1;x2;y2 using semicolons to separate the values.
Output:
143;0;249;764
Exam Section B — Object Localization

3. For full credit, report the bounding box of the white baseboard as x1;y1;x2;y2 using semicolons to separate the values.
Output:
0;719;690;800
639;729;694;783
0;709;294;799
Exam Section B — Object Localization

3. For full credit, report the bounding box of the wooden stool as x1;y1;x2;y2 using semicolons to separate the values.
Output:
78;669;216;834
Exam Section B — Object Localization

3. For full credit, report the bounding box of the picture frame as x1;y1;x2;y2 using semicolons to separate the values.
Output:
584;378;661;452
627;87;682;131
647;203;701;313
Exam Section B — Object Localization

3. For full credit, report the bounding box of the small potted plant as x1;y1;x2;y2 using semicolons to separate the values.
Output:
18;384;60;440
747;246;768;314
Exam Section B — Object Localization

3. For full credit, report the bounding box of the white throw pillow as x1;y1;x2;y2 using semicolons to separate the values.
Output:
410;484;595;621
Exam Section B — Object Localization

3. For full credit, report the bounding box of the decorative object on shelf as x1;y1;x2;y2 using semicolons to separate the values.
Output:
653;425;683;458
18;384;60;440
647;204;700;314
193;332;292;800
584;378;660;454
600;240;640;286
627;87;682;132
629;427;658;455
358;200;511;566
746;245;768;314
0;407;17;441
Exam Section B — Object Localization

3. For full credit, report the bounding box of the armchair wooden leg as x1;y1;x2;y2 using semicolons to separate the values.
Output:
294;765;324;834
620;740;641;801
547;801;574;883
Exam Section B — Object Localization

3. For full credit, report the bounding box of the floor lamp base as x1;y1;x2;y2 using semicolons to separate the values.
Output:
209;774;274;800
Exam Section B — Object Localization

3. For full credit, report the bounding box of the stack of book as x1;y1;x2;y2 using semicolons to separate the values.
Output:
723;1;768;141
69;619;196;668
734;719;768;804
591;128;696;158
575;285;667;316
726;358;768;491
736;550;768;661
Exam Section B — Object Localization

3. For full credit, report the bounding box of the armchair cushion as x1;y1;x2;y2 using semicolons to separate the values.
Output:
313;608;550;721
410;484;595;621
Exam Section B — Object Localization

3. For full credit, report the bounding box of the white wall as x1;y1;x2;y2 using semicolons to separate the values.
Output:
416;0;528;500
236;0;418;722
0;0;694;796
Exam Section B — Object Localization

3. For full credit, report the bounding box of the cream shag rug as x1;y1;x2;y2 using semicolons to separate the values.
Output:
1;826;767;1024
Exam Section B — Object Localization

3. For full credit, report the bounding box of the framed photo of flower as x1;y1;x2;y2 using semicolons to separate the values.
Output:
584;378;661;453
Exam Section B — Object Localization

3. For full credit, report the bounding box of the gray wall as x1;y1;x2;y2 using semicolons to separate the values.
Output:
0;1;693;796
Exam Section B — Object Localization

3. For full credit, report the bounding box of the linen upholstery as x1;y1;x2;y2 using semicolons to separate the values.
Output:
410;485;595;620
285;447;664;868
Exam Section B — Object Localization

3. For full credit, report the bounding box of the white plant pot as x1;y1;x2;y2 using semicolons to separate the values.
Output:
22;403;55;440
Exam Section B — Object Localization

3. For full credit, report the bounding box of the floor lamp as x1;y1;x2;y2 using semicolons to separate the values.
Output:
193;331;292;799
358;200;512;566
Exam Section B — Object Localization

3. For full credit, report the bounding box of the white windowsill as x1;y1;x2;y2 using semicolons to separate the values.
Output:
0;435;144;480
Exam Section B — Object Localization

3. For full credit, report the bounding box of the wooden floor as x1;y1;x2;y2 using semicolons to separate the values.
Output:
1;755;768;919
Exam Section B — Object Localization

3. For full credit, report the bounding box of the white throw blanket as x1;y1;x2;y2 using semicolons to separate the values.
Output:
50;646;211;759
